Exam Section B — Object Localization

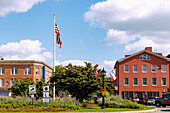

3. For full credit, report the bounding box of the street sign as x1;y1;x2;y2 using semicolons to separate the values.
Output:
29;85;36;94
43;86;49;102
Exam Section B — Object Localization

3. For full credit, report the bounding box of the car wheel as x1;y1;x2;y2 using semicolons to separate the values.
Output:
155;102;161;107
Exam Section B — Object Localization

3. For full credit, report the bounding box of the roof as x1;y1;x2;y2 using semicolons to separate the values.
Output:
114;49;170;69
0;60;53;70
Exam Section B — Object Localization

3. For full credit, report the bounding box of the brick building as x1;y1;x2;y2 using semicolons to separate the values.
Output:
114;47;170;99
0;60;53;96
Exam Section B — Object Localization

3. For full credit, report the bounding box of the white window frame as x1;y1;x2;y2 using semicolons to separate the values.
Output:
11;67;17;75
24;67;30;75
152;78;157;86
152;65;156;73
0;79;4;87
142;65;147;73
161;64;166;73
36;67;39;75
139;54;151;60
133;65;138;73
124;78;129;86
142;78;147;86
162;78;166;86
124;65;129;73
133;78;138;86
0;67;4;75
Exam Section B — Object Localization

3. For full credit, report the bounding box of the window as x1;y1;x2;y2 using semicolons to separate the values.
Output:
25;67;30;75
133;78;138;86
152;78;157;86
161;64;166;72
0;67;4;75
36;67;39;75
124;78;129;86
143;78;147;86
149;92;159;98
142;65;147;72
162;78;166;86
133;65;138;73
123;91;129;99
139;54;151;60
11;79;16;87
11;67;17;75
124;65;129;72
36;79;38;83
152;65;156;72
0;79;4;87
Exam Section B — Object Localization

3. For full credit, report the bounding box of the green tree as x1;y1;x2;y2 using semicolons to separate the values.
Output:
50;62;105;102
36;79;49;99
11;78;34;96
11;78;50;98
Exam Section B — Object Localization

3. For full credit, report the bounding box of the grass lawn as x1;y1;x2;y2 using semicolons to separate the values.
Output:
0;105;156;113
70;106;155;112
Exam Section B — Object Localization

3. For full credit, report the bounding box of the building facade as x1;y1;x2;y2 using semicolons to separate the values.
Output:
0;60;53;96
114;47;170;99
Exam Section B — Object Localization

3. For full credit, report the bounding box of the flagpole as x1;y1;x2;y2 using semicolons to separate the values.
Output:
53;13;56;100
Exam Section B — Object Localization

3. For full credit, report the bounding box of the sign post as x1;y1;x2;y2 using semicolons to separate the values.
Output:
43;86;49;107
29;85;36;106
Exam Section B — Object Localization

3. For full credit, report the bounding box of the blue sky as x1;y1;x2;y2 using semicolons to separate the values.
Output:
1;0;170;74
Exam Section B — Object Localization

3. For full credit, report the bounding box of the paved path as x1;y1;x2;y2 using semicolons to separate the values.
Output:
154;106;170;113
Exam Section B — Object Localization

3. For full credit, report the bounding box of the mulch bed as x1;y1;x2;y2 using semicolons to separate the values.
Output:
82;103;97;107
0;107;72;112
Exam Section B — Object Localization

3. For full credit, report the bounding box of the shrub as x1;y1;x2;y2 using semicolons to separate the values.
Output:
0;96;82;110
104;95;146;109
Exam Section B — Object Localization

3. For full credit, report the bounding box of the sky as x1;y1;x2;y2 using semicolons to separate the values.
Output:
1;0;170;75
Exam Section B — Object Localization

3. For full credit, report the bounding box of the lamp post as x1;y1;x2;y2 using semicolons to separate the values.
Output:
101;68;106;109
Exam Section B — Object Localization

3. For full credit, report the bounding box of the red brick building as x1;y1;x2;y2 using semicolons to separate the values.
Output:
0;60;53;96
114;47;170;99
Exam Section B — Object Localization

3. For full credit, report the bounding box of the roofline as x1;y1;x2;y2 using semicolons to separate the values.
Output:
0;60;53;70
114;50;170;68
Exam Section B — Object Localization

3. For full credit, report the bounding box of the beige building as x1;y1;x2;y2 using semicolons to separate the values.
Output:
0;60;53;96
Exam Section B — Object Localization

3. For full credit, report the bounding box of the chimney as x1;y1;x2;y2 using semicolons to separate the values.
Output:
145;47;152;52
125;55;130;58
157;53;162;56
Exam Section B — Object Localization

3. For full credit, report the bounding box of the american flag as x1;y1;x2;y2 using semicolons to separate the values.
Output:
112;73;116;80
5;80;10;86
55;23;62;48
95;70;98;78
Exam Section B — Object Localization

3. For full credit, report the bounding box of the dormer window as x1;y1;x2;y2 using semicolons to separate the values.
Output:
139;54;151;60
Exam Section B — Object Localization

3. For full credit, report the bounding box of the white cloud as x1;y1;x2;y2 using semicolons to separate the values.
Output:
84;0;170;30
124;38;170;56
85;0;170;53
0;39;52;61
55;59;88;67
103;29;135;46
55;59;116;75
42;52;53;59
101;60;116;72
0;0;46;16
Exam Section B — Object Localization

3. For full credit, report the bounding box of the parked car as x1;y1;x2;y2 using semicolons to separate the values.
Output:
147;98;155;105
155;94;170;107
137;98;155;105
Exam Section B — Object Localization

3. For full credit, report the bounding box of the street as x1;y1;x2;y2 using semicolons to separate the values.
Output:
154;106;170;113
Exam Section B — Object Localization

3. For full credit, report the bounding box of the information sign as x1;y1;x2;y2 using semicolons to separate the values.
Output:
29;85;36;94
43;86;49;102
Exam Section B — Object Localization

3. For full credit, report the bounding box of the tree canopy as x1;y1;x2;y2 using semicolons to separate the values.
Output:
50;62;113;102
